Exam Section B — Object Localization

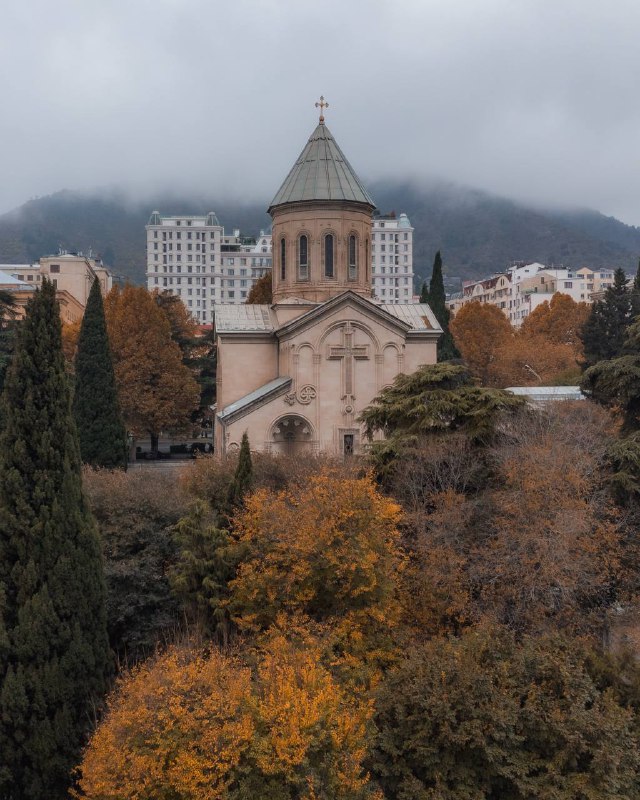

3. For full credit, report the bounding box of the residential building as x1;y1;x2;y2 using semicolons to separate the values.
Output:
447;262;616;326
371;212;414;304
145;212;273;320
2;253;113;324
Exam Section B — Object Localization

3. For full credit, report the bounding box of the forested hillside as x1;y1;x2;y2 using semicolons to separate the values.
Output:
1;183;639;287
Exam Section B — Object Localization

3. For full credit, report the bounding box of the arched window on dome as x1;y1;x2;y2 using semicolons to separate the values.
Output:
297;234;309;280
348;233;358;280
280;237;286;280
365;237;370;282
323;233;334;278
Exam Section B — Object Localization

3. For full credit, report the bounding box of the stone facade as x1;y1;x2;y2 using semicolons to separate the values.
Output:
213;113;441;457
271;201;373;303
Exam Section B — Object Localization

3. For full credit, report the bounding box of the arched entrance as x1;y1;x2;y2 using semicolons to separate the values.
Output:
270;414;314;455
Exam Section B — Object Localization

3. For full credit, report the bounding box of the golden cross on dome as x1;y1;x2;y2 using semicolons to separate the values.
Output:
315;95;329;123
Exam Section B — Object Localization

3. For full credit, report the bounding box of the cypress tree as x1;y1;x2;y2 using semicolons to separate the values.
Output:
0;280;110;799
631;258;640;318
428;250;460;361
581;267;633;367
419;281;429;304
226;431;253;511
73;278;127;468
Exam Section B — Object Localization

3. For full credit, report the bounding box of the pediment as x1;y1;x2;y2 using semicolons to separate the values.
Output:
274;290;412;341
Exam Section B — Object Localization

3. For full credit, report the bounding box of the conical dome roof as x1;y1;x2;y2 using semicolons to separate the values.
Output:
268;122;375;212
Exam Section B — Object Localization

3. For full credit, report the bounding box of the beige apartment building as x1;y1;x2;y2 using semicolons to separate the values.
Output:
448;263;616;326
2;253;113;324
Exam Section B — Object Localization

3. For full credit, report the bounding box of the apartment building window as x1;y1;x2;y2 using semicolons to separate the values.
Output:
154;231;158;238
50;264;60;273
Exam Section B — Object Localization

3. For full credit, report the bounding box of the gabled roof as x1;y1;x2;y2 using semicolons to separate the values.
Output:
274;291;442;340
214;303;277;333
218;376;292;424
381;303;441;331
269;122;375;211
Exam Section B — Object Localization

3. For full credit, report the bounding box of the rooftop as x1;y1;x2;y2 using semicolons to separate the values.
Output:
269;122;375;210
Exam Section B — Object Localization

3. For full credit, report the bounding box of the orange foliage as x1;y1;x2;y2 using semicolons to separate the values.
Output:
450;301;513;385
76;647;253;799
104;285;200;443
229;471;404;634
61;319;81;367
520;292;590;351
451;296;586;387
492;333;580;387
77;637;376;800
246;272;272;304
153;289;199;340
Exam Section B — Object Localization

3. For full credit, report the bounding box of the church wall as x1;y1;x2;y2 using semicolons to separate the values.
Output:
216;337;278;411
271;202;373;303
404;339;438;373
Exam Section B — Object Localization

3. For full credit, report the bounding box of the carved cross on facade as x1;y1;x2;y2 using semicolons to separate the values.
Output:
315;95;329;123
328;322;369;397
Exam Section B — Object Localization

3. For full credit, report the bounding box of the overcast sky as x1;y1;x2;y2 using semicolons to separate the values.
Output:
2;0;640;223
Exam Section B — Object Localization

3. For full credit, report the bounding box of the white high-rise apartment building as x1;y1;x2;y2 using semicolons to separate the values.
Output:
371;212;414;304
145;211;272;321
146;210;416;316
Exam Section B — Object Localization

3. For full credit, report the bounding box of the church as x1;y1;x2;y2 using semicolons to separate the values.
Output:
213;102;442;456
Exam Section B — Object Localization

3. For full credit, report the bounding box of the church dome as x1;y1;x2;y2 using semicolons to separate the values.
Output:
268;122;375;212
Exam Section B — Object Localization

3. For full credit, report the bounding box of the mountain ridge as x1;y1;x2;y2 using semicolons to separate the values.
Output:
0;182;638;288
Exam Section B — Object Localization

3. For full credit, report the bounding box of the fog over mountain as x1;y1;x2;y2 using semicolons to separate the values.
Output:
1;181;638;289
3;1;640;226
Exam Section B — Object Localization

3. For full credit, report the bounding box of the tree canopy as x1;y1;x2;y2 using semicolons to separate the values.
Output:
0;280;110;799
246;272;273;304
104;285;200;452
359;363;524;444
581;267;635;367
73;278;127;468
450;301;513;384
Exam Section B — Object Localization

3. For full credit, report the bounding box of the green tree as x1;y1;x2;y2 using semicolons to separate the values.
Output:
360;363;524;447
371;627;640;800
170;502;236;642
428;250;459;361
73;278;127;468
581;267;633;367
0;279;110;799
581;317;640;433
226;431;253;511
0;290;19;406
631;258;640;317
419;280;429;304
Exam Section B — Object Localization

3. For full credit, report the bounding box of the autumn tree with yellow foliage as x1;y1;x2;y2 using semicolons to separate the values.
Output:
228;472;403;635
76;636;378;800
104;285;200;453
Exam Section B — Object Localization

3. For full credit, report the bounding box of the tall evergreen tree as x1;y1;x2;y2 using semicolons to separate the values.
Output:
419;281;429;304
428;250;460;361
0;280;110;799
581;267;633;367
631;258;640;318
226;431;253;510
73;278;127;468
